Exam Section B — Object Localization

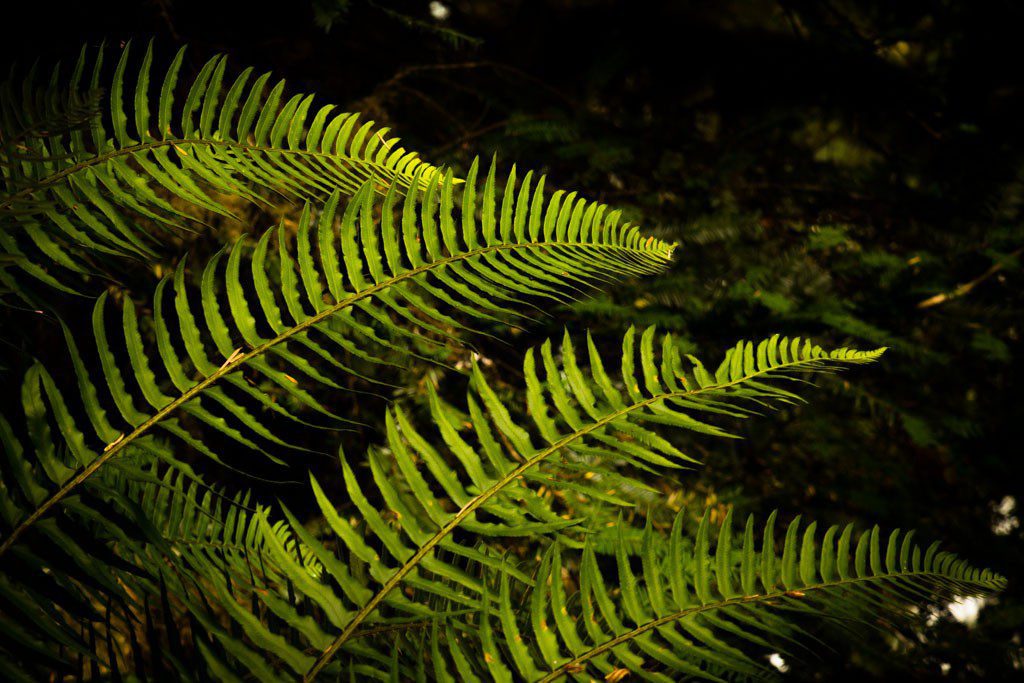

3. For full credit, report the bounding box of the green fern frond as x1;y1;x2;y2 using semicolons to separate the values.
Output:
0;41;446;288
468;508;1005;682
105;328;876;680
0;141;675;675
0;164;673;557
247;328;882;679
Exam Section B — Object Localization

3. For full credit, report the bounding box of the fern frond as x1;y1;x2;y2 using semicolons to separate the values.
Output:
115;328;875;679
0;166;673;559
280;329;883;679
468;508;1005;682
0;41;445;287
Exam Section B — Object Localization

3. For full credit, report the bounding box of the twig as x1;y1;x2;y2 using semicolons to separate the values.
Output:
917;246;1022;309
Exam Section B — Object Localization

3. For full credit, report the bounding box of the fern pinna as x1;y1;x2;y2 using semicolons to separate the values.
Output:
0;42;1004;681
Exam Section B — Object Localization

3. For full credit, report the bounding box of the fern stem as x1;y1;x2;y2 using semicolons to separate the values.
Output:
0;240;654;560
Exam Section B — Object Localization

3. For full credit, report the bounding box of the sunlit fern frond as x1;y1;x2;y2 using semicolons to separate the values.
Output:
0;164;674;590
0;41;446;292
460;508;1006;682
184;329;884;680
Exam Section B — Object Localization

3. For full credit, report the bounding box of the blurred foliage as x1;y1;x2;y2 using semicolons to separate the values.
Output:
1;0;1020;678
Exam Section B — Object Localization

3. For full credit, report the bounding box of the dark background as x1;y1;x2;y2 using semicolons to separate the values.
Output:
3;0;1022;679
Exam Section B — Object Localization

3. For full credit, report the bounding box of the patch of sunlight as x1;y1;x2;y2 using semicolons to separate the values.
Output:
947;595;987;627
429;1;450;21
993;495;1019;536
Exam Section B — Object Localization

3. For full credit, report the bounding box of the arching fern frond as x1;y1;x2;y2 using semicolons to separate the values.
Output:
0;41;446;272
466;508;1005;682
243;328;883;680
102;327;879;680
0;166;674;560
0;319;881;680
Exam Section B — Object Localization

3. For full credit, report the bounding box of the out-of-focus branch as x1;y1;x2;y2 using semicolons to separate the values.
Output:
917;246;1022;309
